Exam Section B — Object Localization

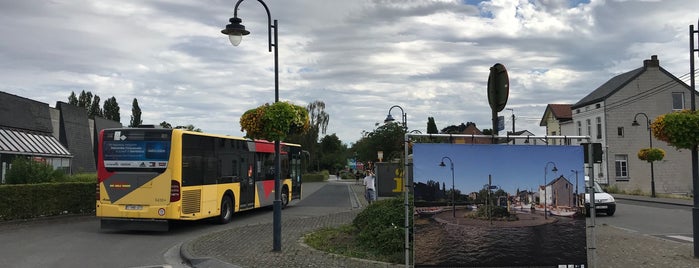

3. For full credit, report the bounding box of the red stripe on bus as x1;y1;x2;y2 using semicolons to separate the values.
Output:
262;180;275;199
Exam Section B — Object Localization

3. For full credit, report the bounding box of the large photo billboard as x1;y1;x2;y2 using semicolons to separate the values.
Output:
412;143;587;267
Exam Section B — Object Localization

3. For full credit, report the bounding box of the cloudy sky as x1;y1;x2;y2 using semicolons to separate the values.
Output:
2;0;698;144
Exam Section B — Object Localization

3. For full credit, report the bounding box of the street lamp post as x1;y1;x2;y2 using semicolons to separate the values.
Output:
632;112;656;198
544;161;558;219
689;19;699;258
571;170;579;207
222;0;284;252
506;108;515;144
384;105;407;131
439;157;455;218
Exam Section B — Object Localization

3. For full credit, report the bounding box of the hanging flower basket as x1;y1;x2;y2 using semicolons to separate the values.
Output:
239;102;310;141
651;110;699;150
637;147;665;162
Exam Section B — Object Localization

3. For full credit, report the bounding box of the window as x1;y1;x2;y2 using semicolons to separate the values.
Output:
617;127;624;137
595;103;601;109
576;109;580;114
672;92;685;110
615;155;628;179
596;117;602;139
586;119;591;137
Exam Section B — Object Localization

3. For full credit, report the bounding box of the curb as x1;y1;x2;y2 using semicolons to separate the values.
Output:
613;195;693;207
180;238;241;268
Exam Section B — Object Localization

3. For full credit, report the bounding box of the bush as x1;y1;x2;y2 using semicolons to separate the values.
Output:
302;173;326;182
5;157;66;184
352;197;409;256
0;182;94;220
475;205;514;220
67;173;97;183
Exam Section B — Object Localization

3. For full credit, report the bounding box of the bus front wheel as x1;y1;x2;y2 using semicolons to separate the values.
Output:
218;195;233;224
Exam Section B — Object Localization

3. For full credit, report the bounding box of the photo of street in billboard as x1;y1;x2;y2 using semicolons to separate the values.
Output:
412;143;587;267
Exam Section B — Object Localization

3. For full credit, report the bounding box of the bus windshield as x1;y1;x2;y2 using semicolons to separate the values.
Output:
102;129;172;172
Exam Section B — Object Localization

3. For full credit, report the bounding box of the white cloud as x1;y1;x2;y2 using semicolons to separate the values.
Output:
1;0;699;145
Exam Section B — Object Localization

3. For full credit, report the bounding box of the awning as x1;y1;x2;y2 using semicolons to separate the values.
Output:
0;127;72;157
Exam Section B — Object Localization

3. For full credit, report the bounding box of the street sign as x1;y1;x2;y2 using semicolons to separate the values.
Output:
487;63;509;112
497;115;505;131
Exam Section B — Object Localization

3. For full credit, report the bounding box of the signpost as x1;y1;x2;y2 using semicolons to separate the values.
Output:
488;63;509;140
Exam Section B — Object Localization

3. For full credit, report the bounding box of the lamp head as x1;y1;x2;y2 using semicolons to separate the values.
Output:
439;161;446;167
222;17;250;46
552;166;558;172
384;114;396;123
631;120;640;126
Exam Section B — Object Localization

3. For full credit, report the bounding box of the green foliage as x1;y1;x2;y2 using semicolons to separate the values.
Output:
68;91;78;105
352;122;405;163
427;117;439;134
129;98;142;127
474;206;515;220
88;95;103;118
240;102;310;141
67;173;97;183
352;197;408;256
302;172;327;182
77;90;93;109
103;96;120;122
5;157;66;184
0;182;94;220
652;110;699;149
637;147;665;162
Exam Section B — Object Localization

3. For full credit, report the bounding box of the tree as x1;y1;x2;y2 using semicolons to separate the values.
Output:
285;100;330;172
308;100;330;135
352;122;404;163
88;95;102;119
318;134;347;172
103;96;120;122
129;98;142;127
427;117;438;134
77;90;93;109
68;92;78;106
176;124;202;132
160;121;172;128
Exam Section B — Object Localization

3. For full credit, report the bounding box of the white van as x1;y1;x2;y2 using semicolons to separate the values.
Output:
584;176;616;216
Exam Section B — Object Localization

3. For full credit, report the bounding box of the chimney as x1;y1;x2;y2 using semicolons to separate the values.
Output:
644;55;659;68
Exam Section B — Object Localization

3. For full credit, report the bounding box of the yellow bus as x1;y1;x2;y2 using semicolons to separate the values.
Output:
96;128;302;231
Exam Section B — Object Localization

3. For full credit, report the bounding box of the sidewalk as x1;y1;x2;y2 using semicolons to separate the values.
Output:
180;184;699;267
180;178;402;268
591;193;699;268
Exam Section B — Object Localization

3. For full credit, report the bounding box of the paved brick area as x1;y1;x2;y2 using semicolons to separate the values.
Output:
182;181;403;268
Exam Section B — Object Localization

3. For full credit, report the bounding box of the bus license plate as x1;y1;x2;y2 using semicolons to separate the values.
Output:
125;205;143;210
596;205;607;209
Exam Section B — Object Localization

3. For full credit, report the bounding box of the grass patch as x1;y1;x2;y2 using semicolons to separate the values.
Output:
304;224;402;264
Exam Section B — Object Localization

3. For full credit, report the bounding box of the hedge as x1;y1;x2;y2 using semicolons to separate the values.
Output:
0;182;94;221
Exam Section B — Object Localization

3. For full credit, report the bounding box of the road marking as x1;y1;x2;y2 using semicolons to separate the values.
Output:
667;235;694;242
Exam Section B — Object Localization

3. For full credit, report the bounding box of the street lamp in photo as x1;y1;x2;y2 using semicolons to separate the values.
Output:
221;0;283;252
544;161;558;219
632;112;656;198
384;105;407;131
439;156;455;218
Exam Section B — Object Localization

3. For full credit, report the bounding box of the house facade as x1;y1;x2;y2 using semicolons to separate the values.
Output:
569;55;697;194
540;104;574;145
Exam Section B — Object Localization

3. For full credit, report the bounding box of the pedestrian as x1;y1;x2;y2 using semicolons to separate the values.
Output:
363;171;376;204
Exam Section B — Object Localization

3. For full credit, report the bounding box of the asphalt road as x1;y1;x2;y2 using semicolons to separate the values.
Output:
0;181;334;268
594;199;693;243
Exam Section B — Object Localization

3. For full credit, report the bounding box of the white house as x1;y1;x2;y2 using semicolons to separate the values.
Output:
568;55;697;195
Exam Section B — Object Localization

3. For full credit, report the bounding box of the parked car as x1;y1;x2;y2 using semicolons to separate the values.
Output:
585;176;616;216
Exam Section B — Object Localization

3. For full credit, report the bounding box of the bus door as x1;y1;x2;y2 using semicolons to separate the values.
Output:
290;147;302;200
239;151;255;209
